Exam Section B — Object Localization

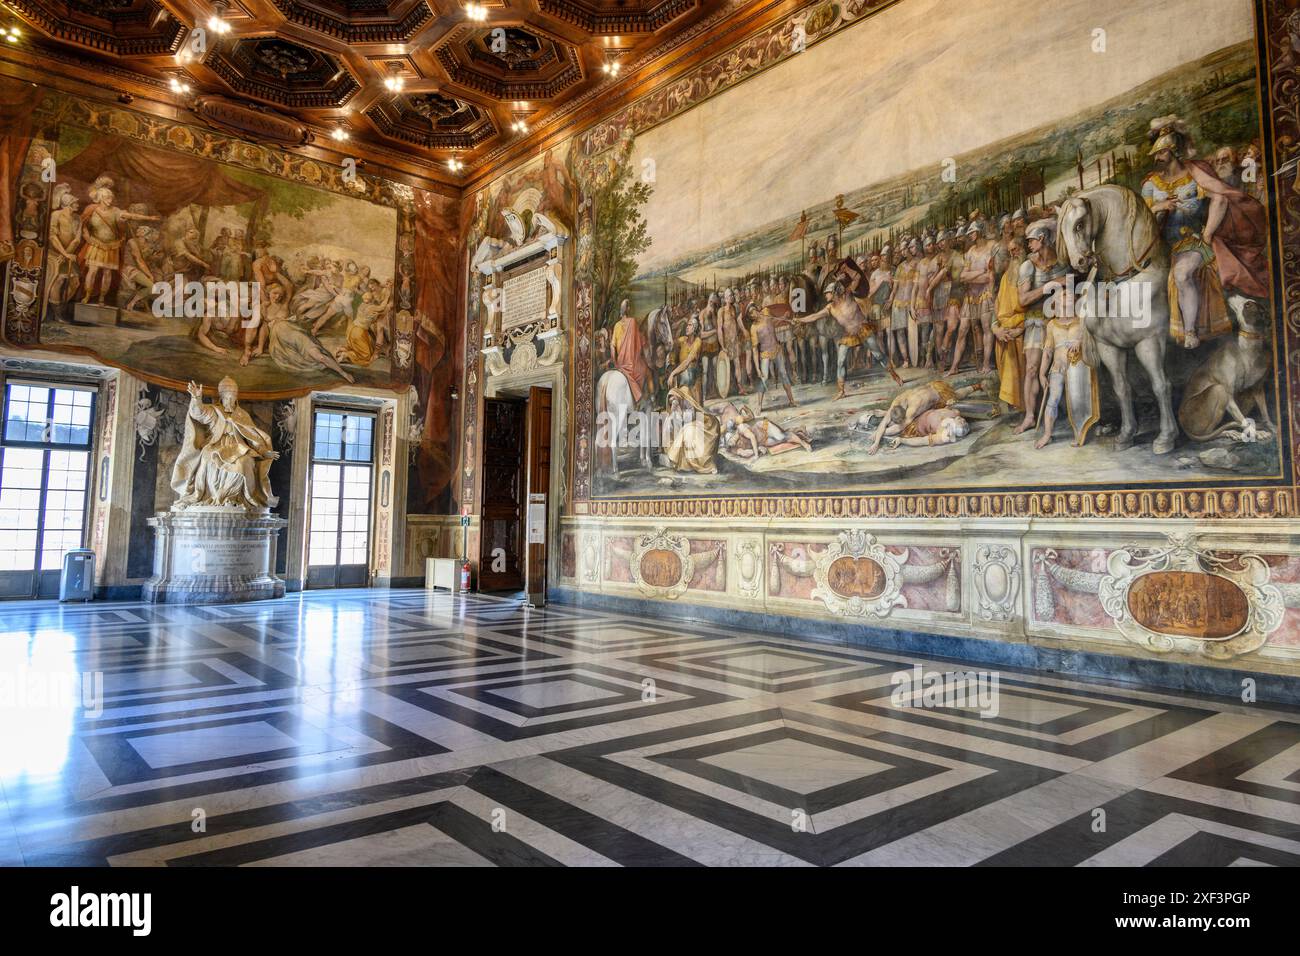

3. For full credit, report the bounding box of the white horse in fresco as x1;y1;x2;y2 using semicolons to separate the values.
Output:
595;358;654;477
1056;184;1178;455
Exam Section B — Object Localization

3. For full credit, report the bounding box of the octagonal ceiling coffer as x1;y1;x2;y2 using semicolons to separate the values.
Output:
207;37;361;109
434;25;583;101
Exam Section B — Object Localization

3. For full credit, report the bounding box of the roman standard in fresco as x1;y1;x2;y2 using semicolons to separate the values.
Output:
578;0;1282;500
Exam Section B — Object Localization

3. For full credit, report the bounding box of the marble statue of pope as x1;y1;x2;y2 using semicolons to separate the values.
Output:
171;376;279;512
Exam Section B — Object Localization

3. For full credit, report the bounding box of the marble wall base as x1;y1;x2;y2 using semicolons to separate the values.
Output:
142;508;288;605
558;515;1300;679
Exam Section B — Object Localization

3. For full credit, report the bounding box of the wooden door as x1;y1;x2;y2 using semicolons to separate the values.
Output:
478;397;526;591
524;386;552;604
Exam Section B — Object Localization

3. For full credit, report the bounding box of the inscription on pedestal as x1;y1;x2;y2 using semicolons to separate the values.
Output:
182;539;267;576
142;510;287;605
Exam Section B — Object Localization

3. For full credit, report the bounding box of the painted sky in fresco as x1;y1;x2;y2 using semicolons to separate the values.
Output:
631;0;1255;271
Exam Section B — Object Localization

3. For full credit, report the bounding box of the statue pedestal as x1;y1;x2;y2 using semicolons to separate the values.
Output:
141;508;288;605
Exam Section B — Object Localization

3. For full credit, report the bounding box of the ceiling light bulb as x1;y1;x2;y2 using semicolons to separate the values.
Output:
332;127;349;142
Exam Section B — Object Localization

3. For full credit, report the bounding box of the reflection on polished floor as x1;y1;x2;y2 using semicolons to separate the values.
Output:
0;589;1298;867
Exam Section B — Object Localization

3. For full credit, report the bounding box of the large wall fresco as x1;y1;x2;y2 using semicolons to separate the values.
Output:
1;80;425;400
2;77;463;536
569;0;1295;520
460;0;1300;679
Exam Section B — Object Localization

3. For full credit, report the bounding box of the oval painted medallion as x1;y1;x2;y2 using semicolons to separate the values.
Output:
1127;571;1250;640
640;549;683;589
826;555;886;600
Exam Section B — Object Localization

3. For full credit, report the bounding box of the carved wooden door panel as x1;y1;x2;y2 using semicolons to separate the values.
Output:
478;398;525;592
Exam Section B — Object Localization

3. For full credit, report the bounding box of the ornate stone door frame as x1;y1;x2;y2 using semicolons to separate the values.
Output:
484;363;568;592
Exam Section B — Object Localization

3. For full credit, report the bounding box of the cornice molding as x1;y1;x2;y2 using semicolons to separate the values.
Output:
0;46;463;198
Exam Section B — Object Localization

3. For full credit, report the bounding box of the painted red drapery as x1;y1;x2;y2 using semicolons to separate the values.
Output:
0;77;43;262
57;136;264;215
409;187;463;514
614;314;649;403
1186;158;1270;300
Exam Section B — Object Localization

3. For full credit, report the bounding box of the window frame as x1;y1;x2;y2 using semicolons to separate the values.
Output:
0;379;98;581
306;406;376;579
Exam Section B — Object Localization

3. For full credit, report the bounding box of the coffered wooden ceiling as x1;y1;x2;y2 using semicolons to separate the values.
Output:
0;0;759;186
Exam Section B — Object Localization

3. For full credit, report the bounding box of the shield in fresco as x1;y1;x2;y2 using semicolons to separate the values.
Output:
716;352;732;398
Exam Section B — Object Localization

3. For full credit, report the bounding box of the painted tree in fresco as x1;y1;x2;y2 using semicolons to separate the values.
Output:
225;168;336;248
588;140;652;329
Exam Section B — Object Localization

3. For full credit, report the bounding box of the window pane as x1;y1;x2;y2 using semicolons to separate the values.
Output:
2;447;45;487
0;548;34;571
4;384;94;445
311;463;340;498
4;384;50;443
308;530;338;566
50;388;92;445
343;415;373;461
313;411;345;461
0;445;37;568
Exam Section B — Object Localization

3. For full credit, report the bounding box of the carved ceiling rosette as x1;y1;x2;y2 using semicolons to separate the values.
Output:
630;527;693;599
810;531;906;619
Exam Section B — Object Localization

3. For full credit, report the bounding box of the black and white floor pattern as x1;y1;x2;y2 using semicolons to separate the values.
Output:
0;590;1296;866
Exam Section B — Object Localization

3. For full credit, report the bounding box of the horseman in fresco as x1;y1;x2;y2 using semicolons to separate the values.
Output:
610;298;650;405
1142;115;1269;349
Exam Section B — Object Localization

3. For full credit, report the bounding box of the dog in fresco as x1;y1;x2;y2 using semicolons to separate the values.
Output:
1177;294;1274;443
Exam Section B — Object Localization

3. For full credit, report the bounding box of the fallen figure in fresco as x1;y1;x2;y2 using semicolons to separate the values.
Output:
718;404;813;460
261;283;355;384
866;406;971;452
861;377;986;454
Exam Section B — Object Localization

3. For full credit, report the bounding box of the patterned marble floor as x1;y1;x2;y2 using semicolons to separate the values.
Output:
0;588;1297;867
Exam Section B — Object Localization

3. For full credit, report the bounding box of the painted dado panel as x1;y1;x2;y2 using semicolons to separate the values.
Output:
455;0;1300;678
560;517;1300;673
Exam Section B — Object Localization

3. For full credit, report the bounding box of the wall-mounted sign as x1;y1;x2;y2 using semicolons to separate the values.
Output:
527;498;546;544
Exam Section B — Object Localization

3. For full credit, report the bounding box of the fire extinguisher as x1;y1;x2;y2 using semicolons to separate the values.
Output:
460;560;471;593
